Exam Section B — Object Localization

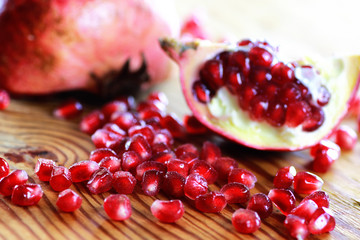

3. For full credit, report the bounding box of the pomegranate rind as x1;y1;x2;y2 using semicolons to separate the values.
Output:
162;38;360;151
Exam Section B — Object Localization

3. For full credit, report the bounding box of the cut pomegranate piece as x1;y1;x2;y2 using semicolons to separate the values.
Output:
103;194;132;221
0;169;28;196
69;160;99;183
121;151;142;172
0;89;10;110
49;166;72;192
302;190;330;208
80;110;105;135
87;168;113;194
232;209;261;234
56;189;82;212
228;168;257;189
99;156;121;173
161;171;185;198
273;166;296;189
34;158;57;182
11;183;43;206
127;134;152;162
53;99;83;119
293;171;323;195
195;191;227;213
135;161;166;181
190;160;218;184
290;199;318;223
334;125;357;151
284;214;309;240
220;182;250;204
247;193;273;219
151;199;185;223
0;157;10;179
141;170;163;196
183;115;208;134
308;207;336;234
89;148;117;163
112;171;137;195
184;173;208;200
167;159;189;177
213;157;238;180
268;189;296;215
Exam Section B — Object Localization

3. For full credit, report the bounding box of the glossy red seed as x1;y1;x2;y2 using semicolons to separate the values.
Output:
293;171;323;195
127;134;152;162
192;80;212;103
56;189;82;212
104;194;132;221
238;84;257;110
312;150;337;173
0;89;10;110
247;193;273;219
135;161;166;181
228;168;257;189
224;68;243;94
302;190;330;208
151;199;185;223
308;207;336;234
152;151;175;164
89;148;117;163
69;160;100;183
271;62;295;84
290;199;318;223
334;125;357;151
101;100;128;120
53;99;83;119
34;158;57;181
80;110;105;135
11;183;43;206
268;188;296;215
99;156;121;173
317;86;331;106
175;143;199;158
310;139;340;158
249;46;273;67
302;106;324;132
0;169;28;196
137;100;166;114
161;171;185;198
266;102;286;127
102;123;127;136
152;129;174;147
0;157;10;178
183;115;208;134
50;166;72;192
273;166;296;189
112;171;137;194
87;168;113;194
184;173;208;200
147;91;169;105
179;152;199;168
111;111;139;131
190;160;218;184
213;157;238;180
121;151;142;172
128;125;155;144
232;209;261;234
249;96;269;121
167;159;189;177
91;129;124;150
200;141;221;165
195;191;227;213
285;101;311;127
151;143;172;155
284;214;309;240
160;114;186;139
229;50;250;76
220;182;250;204
141;170;163;196
199;59;224;91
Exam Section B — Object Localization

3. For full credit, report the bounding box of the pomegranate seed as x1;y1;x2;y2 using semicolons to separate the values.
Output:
50;166;72;192
135;161;166;181
190;160;218;184
111;111;139;131
137;100;166;114
0;169;28;196
0;157;9;179
334;125;357;151
53;100;83;119
266;102;286;127
89;148;117;163
102;123;127;136
284;214;309;240
56;189;82;212
175;143;199;158
161;171;185;198
220;182;250;204
228;168;257;189
112;171;137;194
87;168;113;194
184;173;208;200
249;96;269;121
103;194;132;221
268;188;296;215
0;89;10;110
213;157;238;180
317;85;331;106
167;159;189;177
121;151;142;172
273;166;296;189
193;80;212;103
99;156;121;173
34;158;57;181
312;150;337;173
290;199;318;223
302;106;324;132
179;152;199;168
229;51;250;76
302;190;330;208
200;141;221;165
91;129;124;150
128;125;155;144
195;191;227;213
183;115;208;134
308;207;336;234
232;209;261;234
310;139;340;158
285;101;311;127
160;114;187;139
249;46;273;67
127;134;152;161
151;199;185;223
141;170;163;196
139;108;163;122
151;143;172;155
152;152;175;164
115;95;136;110
101;100;128;120
199;59;224;91
247;193;273;219
69;160;99;183
238;84;258;110
152;129;174;147
11;183;43;206
271;62;295;84
80;110;105;135
147;91;169;105
293;171;323;195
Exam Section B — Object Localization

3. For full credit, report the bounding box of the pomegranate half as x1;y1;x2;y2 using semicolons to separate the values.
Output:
161;38;360;150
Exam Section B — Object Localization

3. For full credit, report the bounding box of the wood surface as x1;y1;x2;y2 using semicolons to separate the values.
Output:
1;0;360;239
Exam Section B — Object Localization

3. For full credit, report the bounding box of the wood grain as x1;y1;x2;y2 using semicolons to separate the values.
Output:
1;0;360;239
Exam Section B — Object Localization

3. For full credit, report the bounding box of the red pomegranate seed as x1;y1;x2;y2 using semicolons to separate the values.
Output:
268;188;296;215
293;171;323;195
80;110;105;135
193;80;212;103
310;139;340;158
127;134;152;162
317;86;331;106
56;189;82;212
228;168;257;189
220;182;250;204
308;207;336;234
138;108;163;122
199;59;224;91
348;96;360;117
183;115;208;134
151;143;172;155
160;114;187;139
302;106;324;132
152;151;175;164
229;50;250;76
247;193;273;219
121;151;142;172
232;209;261;234
175;143;199;158
135;161;166;181
50;166;72;192
266;102;286;127
273;166;296;189
69;160;99;183
284;214;309;240
115;95;136;110
0;169;28;196
111;111;139;131
179;152;199;168
238;84;257;110
161;171;185;198
249;96;269;121
112;171;137;195
87;168;113;194
11;183;43;206
0;89;10;110
128;125;155;144
271;62;295;84
103;194;132;221
151;199;185;223
99;156;121;173
280;83;302;104
137;100;166;114
141;170;163;196
152;129;174;147
102;123;127;136
0;157;9;178
249;46;273;67
334;125;357;151
200;141;221;165
224;68;243;94
290;199;318;223
195;191;227;213
91;129;124;150
312;149;338;173
34;158;57;181
53;100;83;119
302;190;330;208
190;160;218;184
213;157;238;180
285;101;311;127
101;100;128;120
167;159;189;177
147;91;169;105
89;148;117;163
184;173;208;200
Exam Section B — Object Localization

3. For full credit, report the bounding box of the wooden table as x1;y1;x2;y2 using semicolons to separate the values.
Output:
1;0;360;239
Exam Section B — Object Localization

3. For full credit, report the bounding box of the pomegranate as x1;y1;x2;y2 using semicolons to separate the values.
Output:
56;189;82;212
161;38;360;150
0;0;179;97
103;194;132;221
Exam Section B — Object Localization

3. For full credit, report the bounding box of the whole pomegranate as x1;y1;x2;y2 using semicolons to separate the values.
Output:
0;0;179;97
